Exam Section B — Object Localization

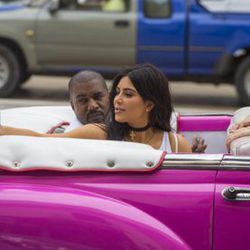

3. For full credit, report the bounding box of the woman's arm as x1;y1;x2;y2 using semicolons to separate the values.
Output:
0;124;107;140
169;133;192;153
177;134;192;153
0;126;42;136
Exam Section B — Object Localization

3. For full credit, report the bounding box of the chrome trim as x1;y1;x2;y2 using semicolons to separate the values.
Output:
161;154;222;170
222;186;250;201
181;114;232;117
161;154;250;171
221;155;250;170
161;164;219;170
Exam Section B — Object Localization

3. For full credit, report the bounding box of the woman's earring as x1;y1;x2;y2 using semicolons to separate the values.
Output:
146;106;152;112
146;102;154;112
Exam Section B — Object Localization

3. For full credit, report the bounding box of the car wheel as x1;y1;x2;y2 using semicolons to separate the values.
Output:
19;72;31;85
0;44;21;97
235;56;250;106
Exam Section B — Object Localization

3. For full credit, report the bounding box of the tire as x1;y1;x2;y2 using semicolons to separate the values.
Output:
0;44;21;97
19;72;31;85
235;56;250;106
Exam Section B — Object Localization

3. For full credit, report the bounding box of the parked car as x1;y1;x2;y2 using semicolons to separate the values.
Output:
0;105;250;250
0;0;250;104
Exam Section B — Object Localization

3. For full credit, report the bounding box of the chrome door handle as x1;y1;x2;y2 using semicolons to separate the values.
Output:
222;186;250;201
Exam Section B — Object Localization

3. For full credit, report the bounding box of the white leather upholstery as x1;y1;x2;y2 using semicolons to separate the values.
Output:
0;106;76;133
0;106;166;172
229;107;250;155
0;136;164;172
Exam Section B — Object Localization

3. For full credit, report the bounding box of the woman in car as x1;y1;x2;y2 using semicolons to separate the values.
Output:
0;64;191;153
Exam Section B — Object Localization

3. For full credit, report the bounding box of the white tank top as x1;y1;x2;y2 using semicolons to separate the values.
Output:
159;132;178;153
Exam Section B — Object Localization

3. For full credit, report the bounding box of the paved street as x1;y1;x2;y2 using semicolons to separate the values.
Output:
0;76;241;114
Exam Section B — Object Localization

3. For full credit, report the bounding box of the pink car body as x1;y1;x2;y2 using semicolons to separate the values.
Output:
0;106;249;250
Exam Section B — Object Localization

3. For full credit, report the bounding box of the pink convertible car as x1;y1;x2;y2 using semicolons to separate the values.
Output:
0;106;249;250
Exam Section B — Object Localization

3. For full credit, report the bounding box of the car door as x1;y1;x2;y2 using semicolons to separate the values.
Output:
214;155;250;250
73;154;221;249
188;0;243;76
188;0;227;75
34;0;136;71
137;0;186;75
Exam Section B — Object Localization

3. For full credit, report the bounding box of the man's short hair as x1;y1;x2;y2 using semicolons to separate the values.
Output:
68;70;107;96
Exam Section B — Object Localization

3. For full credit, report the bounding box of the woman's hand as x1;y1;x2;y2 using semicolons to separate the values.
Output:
226;126;250;151
191;136;207;153
229;115;250;133
227;116;250;152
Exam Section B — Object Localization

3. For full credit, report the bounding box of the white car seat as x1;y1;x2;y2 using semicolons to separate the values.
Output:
0;106;75;133
228;107;250;156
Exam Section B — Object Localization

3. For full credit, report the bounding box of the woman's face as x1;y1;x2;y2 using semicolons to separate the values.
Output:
113;76;153;127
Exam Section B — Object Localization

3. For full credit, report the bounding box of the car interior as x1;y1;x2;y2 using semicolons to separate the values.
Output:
1;106;249;156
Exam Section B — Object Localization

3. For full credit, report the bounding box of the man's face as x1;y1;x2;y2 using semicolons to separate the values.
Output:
70;79;109;124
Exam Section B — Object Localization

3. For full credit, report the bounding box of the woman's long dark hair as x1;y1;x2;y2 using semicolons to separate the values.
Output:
107;64;173;140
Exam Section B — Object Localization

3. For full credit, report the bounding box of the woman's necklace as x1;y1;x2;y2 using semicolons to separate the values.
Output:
128;124;154;144
129;130;136;141
128;123;151;141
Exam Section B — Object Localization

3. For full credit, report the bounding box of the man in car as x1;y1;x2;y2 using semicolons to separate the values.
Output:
50;70;205;152
49;70;109;133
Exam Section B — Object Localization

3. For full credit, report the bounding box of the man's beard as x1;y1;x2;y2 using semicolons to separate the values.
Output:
86;110;105;123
